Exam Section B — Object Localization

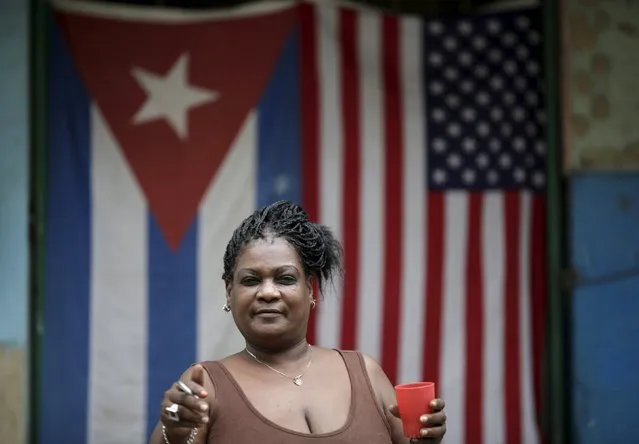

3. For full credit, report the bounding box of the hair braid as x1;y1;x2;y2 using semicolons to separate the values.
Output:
222;200;343;297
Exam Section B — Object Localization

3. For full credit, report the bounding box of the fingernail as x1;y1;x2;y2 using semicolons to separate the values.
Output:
202;416;209;423
420;414;429;424
420;429;429;437
200;403;208;411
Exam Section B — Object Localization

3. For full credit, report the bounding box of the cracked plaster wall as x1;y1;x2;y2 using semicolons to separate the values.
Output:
0;0;29;441
564;0;639;171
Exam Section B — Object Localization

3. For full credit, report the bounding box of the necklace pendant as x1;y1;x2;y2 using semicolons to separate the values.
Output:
293;375;303;386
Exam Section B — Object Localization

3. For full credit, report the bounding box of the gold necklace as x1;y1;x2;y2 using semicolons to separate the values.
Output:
245;345;313;386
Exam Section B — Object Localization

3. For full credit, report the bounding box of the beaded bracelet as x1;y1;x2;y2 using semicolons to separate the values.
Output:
161;425;198;444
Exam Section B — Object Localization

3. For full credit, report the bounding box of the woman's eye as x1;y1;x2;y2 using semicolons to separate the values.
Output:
278;275;296;284
241;277;259;286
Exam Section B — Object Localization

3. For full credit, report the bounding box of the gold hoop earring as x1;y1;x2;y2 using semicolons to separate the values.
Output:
222;303;231;312
310;299;317;309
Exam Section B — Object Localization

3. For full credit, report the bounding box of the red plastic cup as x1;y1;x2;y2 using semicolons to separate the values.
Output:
394;382;436;438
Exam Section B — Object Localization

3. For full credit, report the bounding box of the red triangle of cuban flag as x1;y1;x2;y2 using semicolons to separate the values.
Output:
54;4;297;250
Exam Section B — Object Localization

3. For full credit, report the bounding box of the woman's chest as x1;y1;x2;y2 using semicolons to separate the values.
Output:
236;366;353;434
205;353;392;443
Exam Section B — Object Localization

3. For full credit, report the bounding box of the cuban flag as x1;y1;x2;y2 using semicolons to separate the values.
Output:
43;0;546;443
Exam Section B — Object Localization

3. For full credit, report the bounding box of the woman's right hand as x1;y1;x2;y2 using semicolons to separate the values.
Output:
160;364;211;440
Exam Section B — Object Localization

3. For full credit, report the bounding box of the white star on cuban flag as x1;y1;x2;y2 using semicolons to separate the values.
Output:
131;53;219;140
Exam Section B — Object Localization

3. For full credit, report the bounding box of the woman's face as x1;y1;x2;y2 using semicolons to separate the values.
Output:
226;237;313;349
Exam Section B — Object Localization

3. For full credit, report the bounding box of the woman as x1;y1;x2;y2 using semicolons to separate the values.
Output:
149;201;447;444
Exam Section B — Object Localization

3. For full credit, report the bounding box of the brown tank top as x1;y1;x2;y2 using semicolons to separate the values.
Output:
200;350;392;443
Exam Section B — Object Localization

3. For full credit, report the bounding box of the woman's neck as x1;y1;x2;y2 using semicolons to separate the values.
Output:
244;338;310;366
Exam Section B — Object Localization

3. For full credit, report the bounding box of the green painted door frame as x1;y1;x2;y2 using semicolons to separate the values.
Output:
542;0;571;443
28;0;49;442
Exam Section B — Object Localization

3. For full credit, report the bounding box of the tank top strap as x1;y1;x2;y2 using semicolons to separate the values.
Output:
200;360;241;401
199;360;258;424
335;350;391;435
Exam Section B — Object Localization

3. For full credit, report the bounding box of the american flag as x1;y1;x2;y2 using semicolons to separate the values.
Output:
43;1;545;443
301;4;546;444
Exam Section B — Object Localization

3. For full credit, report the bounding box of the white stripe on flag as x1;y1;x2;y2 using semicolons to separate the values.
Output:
89;106;147;444
398;15;426;385
439;192;468;444
520;191;540;444
356;10;384;360
316;2;343;349
482;192;506;444
197;113;257;362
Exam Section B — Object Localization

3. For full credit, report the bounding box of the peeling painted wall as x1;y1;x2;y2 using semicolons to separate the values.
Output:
564;0;639;171
0;0;29;441
0;348;26;444
570;173;639;444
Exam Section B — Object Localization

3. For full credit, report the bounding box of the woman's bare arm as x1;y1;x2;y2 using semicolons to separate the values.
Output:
362;353;411;444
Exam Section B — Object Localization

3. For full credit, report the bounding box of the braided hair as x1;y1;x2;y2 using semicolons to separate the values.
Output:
222;200;343;297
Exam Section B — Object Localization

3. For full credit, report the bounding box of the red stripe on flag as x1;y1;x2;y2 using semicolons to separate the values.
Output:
339;9;360;351
530;195;546;437
423;192;444;387
464;193;484;444
299;2;319;346
381;15;402;384
504;191;522;443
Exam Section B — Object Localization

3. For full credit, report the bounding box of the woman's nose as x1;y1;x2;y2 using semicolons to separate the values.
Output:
257;280;280;300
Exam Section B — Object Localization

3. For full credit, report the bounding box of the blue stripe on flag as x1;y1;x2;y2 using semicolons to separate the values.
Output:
146;218;198;438
257;26;301;207
41;23;92;444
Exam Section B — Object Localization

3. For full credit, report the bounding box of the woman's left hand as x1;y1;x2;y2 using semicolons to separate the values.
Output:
389;398;447;442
